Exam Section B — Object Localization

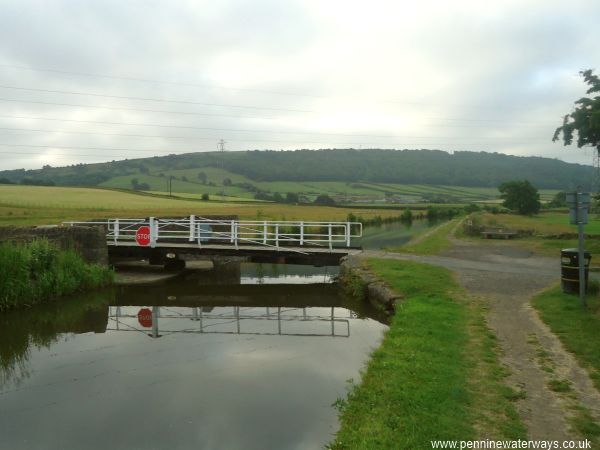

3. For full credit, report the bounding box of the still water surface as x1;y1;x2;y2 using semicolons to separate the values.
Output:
0;264;386;450
359;218;441;249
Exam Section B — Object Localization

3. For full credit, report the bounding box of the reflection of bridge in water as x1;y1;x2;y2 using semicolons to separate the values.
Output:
107;306;354;338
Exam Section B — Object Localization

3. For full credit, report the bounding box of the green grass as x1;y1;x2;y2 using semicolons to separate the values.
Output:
475;211;600;235
389;219;458;255
0;239;113;311
330;260;526;449
464;211;600;260
532;286;600;390
100;173;250;197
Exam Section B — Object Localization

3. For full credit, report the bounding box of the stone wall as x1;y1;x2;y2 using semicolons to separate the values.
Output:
339;254;403;315
0;225;108;266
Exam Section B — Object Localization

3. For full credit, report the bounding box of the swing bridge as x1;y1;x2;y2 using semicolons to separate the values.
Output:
65;215;364;266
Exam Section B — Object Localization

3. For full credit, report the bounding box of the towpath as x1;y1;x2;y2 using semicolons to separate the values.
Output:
363;238;600;441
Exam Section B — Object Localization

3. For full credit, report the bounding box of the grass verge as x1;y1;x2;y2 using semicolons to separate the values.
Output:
388;219;457;255
330;259;525;449
0;239;114;311
531;286;600;391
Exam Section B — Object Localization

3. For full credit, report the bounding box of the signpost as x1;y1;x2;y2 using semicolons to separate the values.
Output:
135;226;151;246
566;190;591;307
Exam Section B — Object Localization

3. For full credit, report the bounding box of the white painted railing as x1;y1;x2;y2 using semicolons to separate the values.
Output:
64;216;363;251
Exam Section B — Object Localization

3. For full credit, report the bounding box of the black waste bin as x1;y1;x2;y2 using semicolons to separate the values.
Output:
561;248;591;294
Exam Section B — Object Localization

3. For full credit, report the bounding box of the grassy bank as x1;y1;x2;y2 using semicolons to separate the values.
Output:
462;212;600;260
0;239;113;311
388;218;458;254
532;286;600;390
331;259;525;449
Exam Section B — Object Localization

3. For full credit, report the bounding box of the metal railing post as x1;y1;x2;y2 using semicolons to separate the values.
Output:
230;220;234;243
328;223;332;251
149;217;157;248
263;221;267;244
189;215;195;241
114;219;119;245
196;223;202;247
346;221;351;247
300;221;304;246
234;222;238;249
275;224;279;249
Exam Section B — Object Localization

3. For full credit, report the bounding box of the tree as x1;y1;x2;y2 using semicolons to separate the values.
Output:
285;192;299;203
548;191;567;208
201;193;209;201
553;70;600;153
313;194;336;206
223;177;232;186
498;180;540;215
197;172;207;184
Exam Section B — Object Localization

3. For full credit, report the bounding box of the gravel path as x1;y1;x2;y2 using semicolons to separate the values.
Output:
364;238;600;440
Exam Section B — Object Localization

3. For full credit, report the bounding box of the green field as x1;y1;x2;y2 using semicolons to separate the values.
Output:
95;166;558;203
0;185;409;226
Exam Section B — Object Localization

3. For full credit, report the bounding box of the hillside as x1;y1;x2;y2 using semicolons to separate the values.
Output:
0;149;589;202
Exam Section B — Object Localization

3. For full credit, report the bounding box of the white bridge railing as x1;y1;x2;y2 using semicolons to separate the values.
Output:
65;216;363;251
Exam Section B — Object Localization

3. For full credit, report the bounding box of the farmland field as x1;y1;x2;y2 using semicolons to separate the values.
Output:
96;167;559;203
0;185;409;226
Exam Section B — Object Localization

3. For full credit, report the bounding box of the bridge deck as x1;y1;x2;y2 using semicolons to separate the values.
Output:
108;241;362;265
107;240;361;254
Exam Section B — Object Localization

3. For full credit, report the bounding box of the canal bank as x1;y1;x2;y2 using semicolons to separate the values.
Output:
0;238;113;312
332;258;528;448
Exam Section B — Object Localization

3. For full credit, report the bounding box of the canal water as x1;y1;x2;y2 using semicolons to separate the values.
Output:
0;263;387;450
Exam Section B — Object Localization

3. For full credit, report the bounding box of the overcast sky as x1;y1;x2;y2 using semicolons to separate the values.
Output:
0;0;598;170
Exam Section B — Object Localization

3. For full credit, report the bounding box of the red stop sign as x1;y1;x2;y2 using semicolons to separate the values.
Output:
135;226;151;246
137;308;153;328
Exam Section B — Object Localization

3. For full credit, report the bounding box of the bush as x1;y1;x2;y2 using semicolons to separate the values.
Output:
201;193;210;201
464;203;481;213
401;208;413;222
0;240;113;311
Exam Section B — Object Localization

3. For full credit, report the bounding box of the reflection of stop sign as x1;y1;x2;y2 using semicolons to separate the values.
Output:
135;226;151;246
137;308;153;328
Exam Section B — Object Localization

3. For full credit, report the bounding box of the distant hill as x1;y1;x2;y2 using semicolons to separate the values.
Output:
0;149;593;196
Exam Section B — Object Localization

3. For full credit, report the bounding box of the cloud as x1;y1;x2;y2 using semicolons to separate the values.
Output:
0;0;598;170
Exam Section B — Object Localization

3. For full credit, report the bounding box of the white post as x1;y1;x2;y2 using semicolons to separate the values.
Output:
234;222;238;249
114;219;119;245
189;215;195;241
275;224;279;249
149;217;157;248
196;223;202;247
263;221;267;245
331;306;335;336
328;223;332;251
230;220;234;243
300;221;304;246
346;221;351;247
152;306;159;338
